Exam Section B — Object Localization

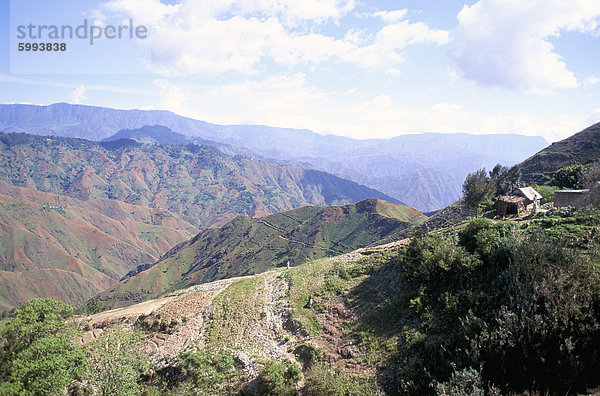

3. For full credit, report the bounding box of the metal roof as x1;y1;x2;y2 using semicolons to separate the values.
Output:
515;187;542;201
554;189;590;194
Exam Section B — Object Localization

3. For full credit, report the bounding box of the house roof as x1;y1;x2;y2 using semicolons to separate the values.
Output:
515;186;542;201
497;195;526;203
554;189;590;194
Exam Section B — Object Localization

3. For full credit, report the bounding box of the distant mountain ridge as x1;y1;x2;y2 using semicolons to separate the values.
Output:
0;103;549;211
105;125;189;145
99;198;426;307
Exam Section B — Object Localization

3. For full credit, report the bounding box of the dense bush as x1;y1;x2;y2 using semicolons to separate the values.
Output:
175;349;247;395
388;219;600;395
551;163;589;189
85;328;149;396
434;367;499;396
257;360;302;396
0;299;88;396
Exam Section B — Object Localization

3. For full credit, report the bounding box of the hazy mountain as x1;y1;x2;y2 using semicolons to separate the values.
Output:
0;103;548;211
99;198;426;307
104;125;190;145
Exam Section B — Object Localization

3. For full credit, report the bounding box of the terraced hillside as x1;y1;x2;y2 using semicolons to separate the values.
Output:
99;198;426;307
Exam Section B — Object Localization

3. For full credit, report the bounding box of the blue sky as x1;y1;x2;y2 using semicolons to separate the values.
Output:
1;0;600;142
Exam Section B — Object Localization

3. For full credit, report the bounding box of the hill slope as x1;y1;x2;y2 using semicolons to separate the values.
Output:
520;121;600;183
99;198;426;307
69;210;600;396
0;103;548;211
0;181;197;310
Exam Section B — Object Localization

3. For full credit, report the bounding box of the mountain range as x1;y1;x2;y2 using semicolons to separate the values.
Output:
0;132;404;310
0;103;549;211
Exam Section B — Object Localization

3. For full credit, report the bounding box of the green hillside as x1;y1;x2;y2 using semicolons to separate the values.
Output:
5;206;599;396
0;132;410;311
99;198;426;306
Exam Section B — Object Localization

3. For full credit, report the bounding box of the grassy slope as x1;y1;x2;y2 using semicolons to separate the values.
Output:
75;206;600;395
99;199;426;307
78;240;404;395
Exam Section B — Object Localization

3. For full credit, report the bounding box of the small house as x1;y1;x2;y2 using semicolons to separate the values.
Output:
495;186;542;217
513;187;542;210
554;189;590;208
496;195;527;216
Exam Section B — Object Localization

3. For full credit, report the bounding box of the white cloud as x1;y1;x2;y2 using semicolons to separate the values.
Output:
584;76;600;87
67;85;86;104
587;108;600;126
373;9;408;23
448;0;600;94
343;21;450;74
96;1;449;76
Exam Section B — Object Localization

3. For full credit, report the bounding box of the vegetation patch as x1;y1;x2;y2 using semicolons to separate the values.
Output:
204;276;267;350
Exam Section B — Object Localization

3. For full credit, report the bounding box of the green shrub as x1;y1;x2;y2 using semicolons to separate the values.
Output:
0;298;88;396
85;328;149;396
257;360;301;396
386;219;600;395
304;363;378;396
551;164;590;189
293;344;323;369
86;298;107;314
435;367;499;396
176;349;246;395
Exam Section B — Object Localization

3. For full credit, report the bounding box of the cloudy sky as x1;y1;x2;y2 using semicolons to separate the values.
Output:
1;0;600;142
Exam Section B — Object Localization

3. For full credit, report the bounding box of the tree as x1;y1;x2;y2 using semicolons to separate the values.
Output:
488;164;522;195
462;169;493;217
504;165;522;191
551;164;588;189
489;164;509;195
86;328;149;396
86;298;107;314
0;298;88;396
